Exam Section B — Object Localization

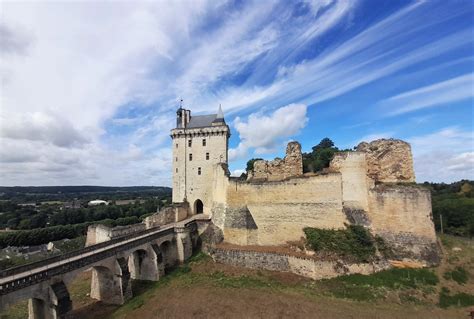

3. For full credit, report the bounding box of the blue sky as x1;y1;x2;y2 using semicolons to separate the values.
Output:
0;0;473;186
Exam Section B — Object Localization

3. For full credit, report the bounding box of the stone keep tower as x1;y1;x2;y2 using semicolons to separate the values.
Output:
170;105;230;214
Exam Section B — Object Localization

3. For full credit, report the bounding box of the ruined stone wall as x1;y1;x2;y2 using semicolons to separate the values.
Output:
248;142;303;181
215;173;347;246
356;139;415;183
367;185;439;264
207;138;438;264
85;223;146;246
209;247;390;280
144;202;189;229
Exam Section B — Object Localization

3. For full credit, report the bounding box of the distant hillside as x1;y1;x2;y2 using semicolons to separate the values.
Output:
0;186;171;202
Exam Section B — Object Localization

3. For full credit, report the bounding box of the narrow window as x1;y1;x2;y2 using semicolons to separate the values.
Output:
176;168;178;173
175;143;178;148
198;167;201;175
206;152;209;160
175;157;178;162
189;153;192;161
188;139;192;147
202;139;206;146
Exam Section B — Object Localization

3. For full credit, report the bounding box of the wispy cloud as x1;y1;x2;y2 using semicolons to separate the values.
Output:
381;74;474;116
0;0;472;185
408;127;474;183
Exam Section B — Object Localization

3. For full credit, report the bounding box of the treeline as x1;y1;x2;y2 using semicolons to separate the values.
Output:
0;198;167;230
0;216;141;248
422;180;474;238
0;186;171;202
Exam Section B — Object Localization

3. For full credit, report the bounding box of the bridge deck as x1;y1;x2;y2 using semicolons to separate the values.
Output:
0;224;174;286
0;215;210;294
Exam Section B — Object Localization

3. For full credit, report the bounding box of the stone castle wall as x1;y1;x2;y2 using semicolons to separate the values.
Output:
212;173;347;246
209;138;439;264
329;152;371;210
367;185;439;264
209;246;390;280
144;202;189;229
248;142;303;181
356;139;415;183
85;223;146;246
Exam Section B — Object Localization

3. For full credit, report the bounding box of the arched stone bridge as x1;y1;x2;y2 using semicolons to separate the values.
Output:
0;217;208;319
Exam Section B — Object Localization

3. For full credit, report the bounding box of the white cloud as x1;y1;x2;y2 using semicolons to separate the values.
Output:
0;1;471;185
231;169;246;177
408;127;474;182
381;74;474;116
0;111;89;148
229;103;308;161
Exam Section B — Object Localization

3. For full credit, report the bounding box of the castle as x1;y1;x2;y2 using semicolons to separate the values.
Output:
148;105;439;266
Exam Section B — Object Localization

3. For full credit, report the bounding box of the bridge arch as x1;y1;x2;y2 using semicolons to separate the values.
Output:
128;247;160;281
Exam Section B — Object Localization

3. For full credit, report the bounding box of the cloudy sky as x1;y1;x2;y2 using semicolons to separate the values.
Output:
0;0;473;186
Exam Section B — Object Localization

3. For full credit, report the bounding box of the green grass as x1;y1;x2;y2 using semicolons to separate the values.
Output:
318;268;439;301
443;266;469;285
439;287;474;308
0;300;28;319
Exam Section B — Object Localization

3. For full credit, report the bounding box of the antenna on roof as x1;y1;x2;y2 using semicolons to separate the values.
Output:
179;98;183;108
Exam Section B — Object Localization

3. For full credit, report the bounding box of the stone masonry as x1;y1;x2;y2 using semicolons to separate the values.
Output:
248;141;303;181
165;106;438;268
356;138;415;183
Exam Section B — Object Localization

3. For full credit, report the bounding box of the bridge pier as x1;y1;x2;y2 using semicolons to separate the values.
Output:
90;258;131;305
129;246;162;281
27;281;72;319
175;227;193;263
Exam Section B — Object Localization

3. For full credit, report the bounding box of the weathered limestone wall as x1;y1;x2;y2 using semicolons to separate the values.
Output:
356;139;415;183
329;152;371;211
209;247;390;280
248;142;303;181
85;223;146;246
217;174;347;246
144;202;189;229
367;185;439;264
172;126;229;215
207;138;438;264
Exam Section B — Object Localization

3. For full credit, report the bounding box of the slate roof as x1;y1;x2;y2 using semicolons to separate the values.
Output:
187;114;218;128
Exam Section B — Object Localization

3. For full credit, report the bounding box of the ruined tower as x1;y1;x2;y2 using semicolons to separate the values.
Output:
170;104;230;214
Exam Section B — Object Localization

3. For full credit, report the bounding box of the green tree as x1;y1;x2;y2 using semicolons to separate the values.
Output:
303;138;340;173
246;158;263;173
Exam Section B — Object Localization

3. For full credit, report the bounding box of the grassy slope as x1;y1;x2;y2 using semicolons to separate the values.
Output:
1;235;472;319
107;235;473;319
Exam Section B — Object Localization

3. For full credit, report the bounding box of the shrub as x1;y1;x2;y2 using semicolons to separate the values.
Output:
443;266;469;285
439;287;474;308
304;225;377;262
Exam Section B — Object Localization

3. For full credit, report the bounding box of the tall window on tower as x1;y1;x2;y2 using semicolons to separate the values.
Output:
188;139;192;147
202;139;206;146
198;167;201;175
189;153;193;161
206;152;209;160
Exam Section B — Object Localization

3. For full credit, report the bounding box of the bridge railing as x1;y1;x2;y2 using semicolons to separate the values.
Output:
0;226;177;295
0;226;162;279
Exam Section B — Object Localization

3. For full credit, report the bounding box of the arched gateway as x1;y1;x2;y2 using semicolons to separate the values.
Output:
194;199;203;214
